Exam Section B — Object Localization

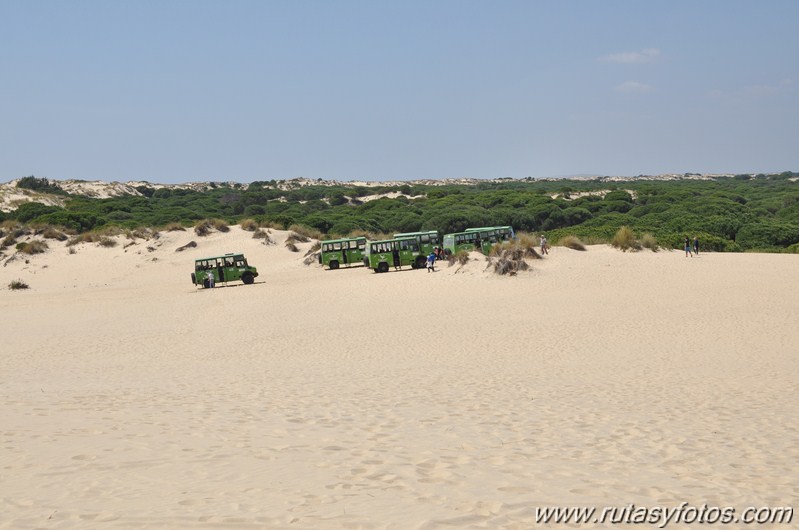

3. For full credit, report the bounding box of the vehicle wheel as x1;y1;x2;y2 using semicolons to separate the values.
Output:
242;272;254;285
377;262;389;273
191;272;196;284
329;260;339;270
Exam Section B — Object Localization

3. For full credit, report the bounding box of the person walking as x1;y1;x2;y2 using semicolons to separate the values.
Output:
427;251;436;272
684;237;692;257
540;235;549;255
693;236;699;255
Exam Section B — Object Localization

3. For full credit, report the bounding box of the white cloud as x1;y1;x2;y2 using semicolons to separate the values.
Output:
615;81;653;94
599;48;661;64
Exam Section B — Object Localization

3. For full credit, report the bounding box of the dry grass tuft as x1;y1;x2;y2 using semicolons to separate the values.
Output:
239;219;258;232
40;227;68;241
285;241;299;252
288;224;322;241
252;229;275;245
97;236;117;248
163;222;186;232
211;219;230;232
286;231;310;244
611;226;642;252
194;220;212;236
493;257;530;276
447;250;470;266
559;235;587;251
489;237;541;259
9;279;29;290
640;233;659;252
16;240;49;254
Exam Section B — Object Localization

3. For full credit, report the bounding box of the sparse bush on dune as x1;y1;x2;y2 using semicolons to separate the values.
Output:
66;231;119;247
516;232;538;250
285;241;299;252
9;279;29;290
559;235;587;251
252;228;275;245
447;250;470;266
285;231;310;244
211;218;230;232
257;219;282;230
239;218;258;232
611;226;642;252
39;226;68;241
493;256;530;276
489;235;541;259
2;234;18;249
194;220;213;236
640;233;659;252
68;246;76;255
288;224;322;241
128;227;154;240
163;222;186;232
16;240;48;254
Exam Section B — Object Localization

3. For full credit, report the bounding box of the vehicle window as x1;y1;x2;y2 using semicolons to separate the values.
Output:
333;242;342;250
421;234;429;243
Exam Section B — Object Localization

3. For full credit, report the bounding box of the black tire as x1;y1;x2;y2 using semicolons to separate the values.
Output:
329;260;339;270
415;256;427;269
241;272;255;285
377;262;389;273
191;272;196;284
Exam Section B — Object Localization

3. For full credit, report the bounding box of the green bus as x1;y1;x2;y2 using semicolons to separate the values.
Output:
465;226;515;242
318;236;367;269
443;226;516;256
392;230;440;255
363;237;427;273
192;253;259;288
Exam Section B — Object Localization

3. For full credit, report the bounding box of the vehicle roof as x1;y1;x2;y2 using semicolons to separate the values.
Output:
369;236;418;244
320;236;367;244
195;253;245;261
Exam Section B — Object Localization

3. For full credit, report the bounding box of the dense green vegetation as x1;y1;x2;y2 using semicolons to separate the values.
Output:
4;173;799;252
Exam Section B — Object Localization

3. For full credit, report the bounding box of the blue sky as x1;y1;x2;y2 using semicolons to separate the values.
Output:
1;1;797;183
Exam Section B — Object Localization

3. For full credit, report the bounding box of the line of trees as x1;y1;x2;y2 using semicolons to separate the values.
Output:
2;173;798;252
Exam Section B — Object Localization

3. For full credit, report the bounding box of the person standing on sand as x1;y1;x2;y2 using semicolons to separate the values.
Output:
693;236;699;255
427;251;436;272
207;270;215;288
684;237;692;257
540;235;549;255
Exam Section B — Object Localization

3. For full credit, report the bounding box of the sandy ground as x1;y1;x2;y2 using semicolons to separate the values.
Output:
1;228;797;529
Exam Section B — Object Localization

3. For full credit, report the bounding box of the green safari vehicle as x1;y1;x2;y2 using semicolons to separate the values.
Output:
192;253;258;288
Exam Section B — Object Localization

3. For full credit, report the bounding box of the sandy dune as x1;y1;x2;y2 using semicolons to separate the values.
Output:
1;228;797;529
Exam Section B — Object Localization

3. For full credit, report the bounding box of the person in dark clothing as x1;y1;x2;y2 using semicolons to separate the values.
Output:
693;237;699;255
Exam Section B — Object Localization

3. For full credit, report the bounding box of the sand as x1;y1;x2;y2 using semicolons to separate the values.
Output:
1;228;797;529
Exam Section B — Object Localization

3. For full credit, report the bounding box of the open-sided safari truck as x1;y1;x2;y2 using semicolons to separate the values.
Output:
192;253;258;288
